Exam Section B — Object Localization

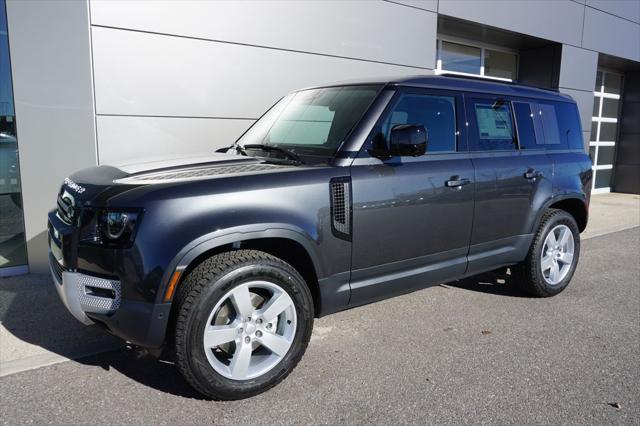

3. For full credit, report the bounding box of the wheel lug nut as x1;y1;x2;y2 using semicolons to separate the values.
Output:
244;336;250;344
266;323;272;329
256;318;263;325
238;327;243;334
256;330;263;337
247;316;251;321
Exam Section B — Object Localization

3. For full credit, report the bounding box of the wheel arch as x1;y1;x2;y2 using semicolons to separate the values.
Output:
163;226;324;316
534;194;589;233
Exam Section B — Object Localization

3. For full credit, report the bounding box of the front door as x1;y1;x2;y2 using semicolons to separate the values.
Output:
349;88;474;305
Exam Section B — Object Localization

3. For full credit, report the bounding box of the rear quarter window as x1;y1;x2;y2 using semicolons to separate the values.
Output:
535;101;583;150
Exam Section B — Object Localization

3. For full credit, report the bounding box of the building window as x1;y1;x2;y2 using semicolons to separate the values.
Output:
590;70;623;193
0;0;29;274
440;41;481;75
436;38;518;82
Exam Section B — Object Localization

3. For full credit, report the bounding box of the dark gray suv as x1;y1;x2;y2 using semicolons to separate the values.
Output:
48;75;592;399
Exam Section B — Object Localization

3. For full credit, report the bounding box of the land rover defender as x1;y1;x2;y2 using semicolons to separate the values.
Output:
48;75;592;399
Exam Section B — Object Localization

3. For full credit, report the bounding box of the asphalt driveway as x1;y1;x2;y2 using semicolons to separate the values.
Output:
1;228;638;425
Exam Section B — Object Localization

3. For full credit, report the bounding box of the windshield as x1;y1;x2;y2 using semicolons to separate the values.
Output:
236;85;382;162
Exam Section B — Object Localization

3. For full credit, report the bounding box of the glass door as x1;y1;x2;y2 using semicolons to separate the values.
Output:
0;0;28;274
590;70;623;194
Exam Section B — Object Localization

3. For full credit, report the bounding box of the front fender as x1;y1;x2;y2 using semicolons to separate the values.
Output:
156;224;324;304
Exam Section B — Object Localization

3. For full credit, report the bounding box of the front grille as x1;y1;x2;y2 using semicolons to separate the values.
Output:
117;163;288;183
49;253;65;283
330;178;351;240
56;194;75;224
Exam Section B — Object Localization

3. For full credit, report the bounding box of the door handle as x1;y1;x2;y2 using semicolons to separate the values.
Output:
524;169;544;181
446;177;471;189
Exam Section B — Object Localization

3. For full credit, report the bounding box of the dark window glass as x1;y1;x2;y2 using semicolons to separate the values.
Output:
604;73;622;95
599;122;618;142
594;169;612;189
597;146;616;165
380;93;457;153
589;146;596;162
601;97;620;119
513;102;542;150
539;103;561;146
542;102;583;150
471;100;516;151
484;49;517;80
0;0;28;269
590;121;598;141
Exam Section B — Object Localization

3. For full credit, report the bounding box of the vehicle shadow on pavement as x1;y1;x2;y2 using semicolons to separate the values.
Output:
445;269;530;298
0;272;208;398
80;348;208;400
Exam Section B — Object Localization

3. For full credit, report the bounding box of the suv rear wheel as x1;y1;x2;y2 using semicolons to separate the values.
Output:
173;250;314;400
514;208;581;297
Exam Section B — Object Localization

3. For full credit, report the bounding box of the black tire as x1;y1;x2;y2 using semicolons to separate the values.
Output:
173;250;314;400
514;209;581;297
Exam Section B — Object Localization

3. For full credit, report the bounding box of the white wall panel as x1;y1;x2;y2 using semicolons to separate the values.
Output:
6;0;96;272
92;26;428;119
558;45;598;92
97;116;252;165
582;7;640;62
90;0;437;69
438;0;584;47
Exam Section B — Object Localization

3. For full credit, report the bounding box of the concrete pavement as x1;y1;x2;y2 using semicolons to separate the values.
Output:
0;227;638;424
0;192;638;378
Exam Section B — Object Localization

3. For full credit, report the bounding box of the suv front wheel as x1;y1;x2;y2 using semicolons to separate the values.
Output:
514;208;581;297
172;250;314;400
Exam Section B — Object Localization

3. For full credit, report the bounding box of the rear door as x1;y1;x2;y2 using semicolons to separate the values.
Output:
465;95;553;274
349;87;474;305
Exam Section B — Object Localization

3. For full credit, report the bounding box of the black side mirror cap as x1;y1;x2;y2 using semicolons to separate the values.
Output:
367;133;392;160
390;124;427;157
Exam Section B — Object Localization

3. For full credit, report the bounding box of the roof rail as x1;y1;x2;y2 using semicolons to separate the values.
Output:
437;72;559;92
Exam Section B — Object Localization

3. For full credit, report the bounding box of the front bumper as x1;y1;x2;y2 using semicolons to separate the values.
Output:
48;211;172;348
49;254;121;325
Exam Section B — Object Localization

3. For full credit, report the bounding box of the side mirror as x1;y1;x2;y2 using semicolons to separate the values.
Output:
390;124;427;157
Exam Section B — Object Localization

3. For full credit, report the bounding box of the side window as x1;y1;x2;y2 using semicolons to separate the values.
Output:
538;103;561;146
380;93;457;153
513;101;543;150
470;100;516;151
552;102;584;150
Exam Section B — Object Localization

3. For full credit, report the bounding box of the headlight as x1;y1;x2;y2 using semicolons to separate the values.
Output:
100;211;138;241
80;209;141;247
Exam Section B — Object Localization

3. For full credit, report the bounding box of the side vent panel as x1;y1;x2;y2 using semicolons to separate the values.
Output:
330;177;352;241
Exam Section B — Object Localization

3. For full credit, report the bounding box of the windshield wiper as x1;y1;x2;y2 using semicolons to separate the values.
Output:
236;144;303;164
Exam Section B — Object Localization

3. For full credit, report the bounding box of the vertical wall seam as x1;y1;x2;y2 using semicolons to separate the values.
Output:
580;4;586;48
86;0;100;165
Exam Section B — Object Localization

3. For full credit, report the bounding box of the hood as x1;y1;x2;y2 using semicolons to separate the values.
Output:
111;152;257;174
61;152;296;204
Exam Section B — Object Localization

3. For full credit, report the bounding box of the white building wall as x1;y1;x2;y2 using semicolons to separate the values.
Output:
6;0;96;272
5;0;640;272
89;0;437;165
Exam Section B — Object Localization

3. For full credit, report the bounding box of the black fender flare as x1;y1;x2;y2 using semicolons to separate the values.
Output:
156;223;323;303
530;192;588;235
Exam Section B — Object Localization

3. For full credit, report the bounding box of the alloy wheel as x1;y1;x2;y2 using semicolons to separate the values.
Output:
202;281;297;380
540;224;575;285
